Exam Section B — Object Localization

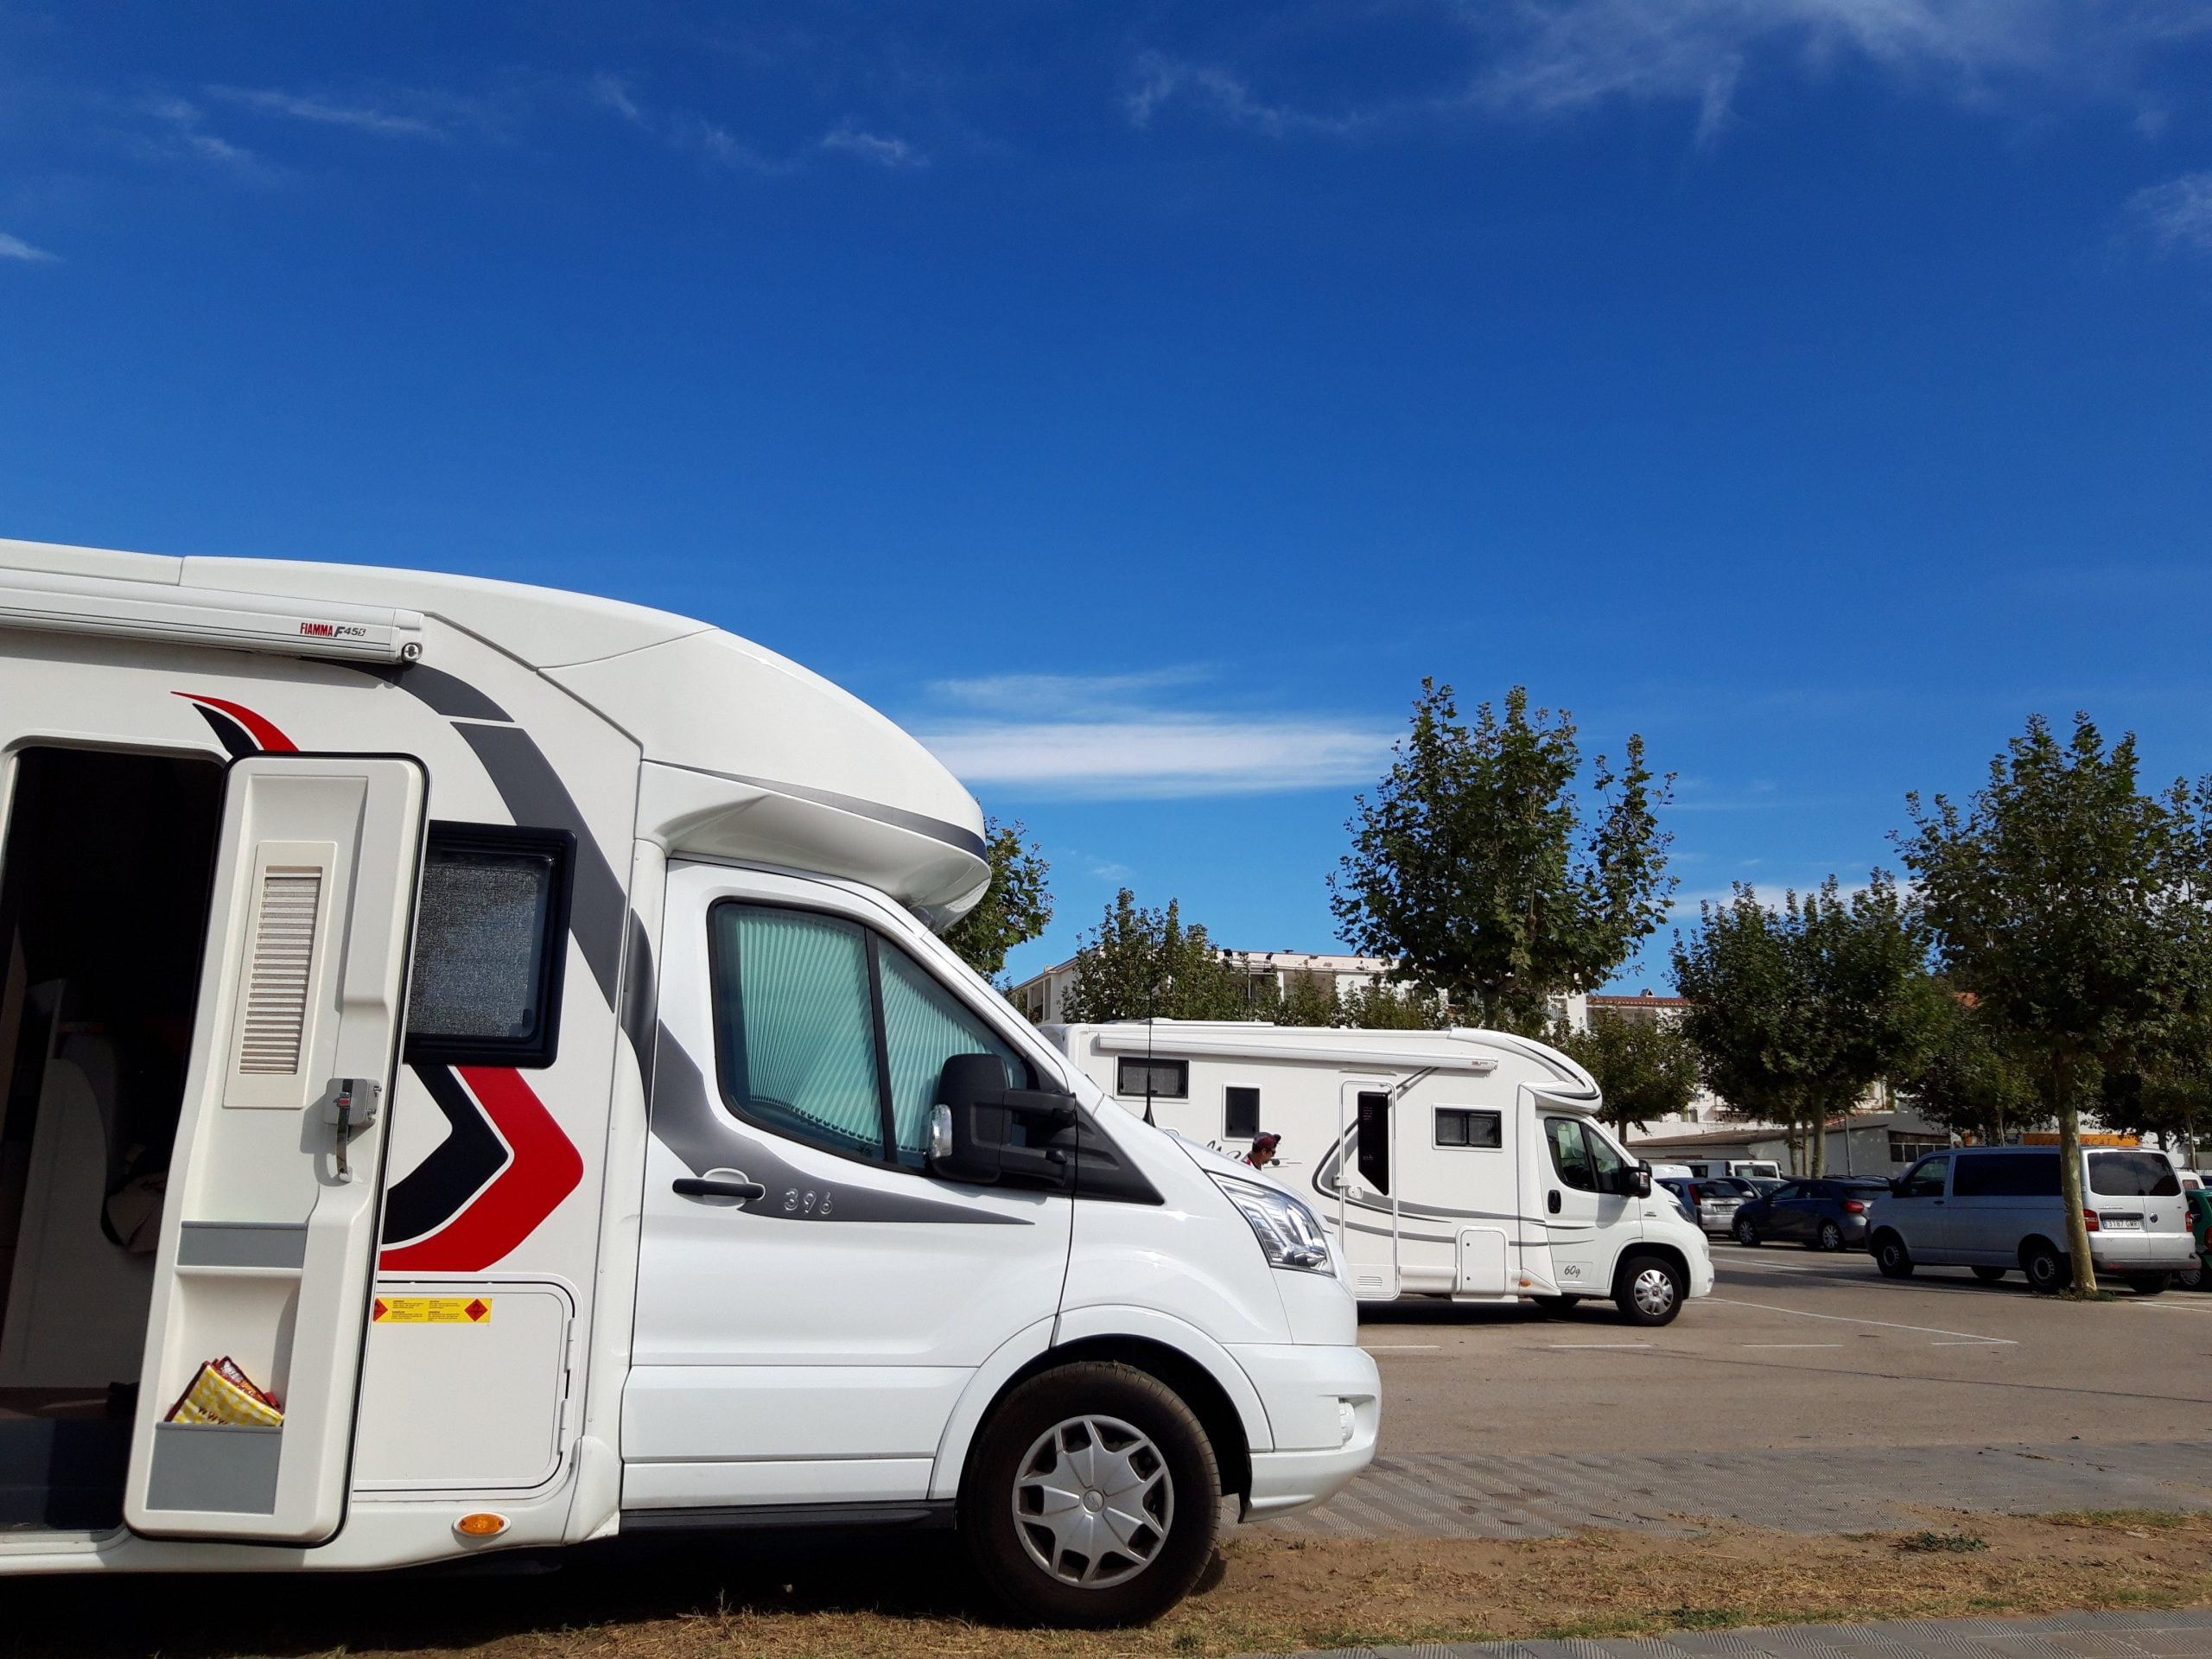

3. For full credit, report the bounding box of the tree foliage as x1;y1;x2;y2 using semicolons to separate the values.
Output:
1259;976;1450;1030
1670;873;1944;1175
1554;1014;1702;1141
1893;991;2044;1144
1330;682;1675;1028
1058;889;1251;1021
942;817;1053;984
1899;712;2212;1293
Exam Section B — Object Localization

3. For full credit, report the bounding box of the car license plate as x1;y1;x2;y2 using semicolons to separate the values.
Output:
2103;1216;2142;1230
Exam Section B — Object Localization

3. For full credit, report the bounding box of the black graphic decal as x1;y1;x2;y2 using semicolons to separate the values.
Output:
649;1030;1027;1226
388;663;513;722
621;911;658;1099
188;703;258;760
380;1062;512;1244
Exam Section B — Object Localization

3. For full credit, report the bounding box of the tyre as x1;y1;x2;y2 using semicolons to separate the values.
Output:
1971;1266;2007;1283
2022;1240;2069;1295
960;1361;1219;1628
1733;1217;1760;1247
1815;1221;1845;1253
1532;1294;1581;1313
1873;1231;1914;1279
2126;1271;2172;1297
2180;1263;2204;1292
1613;1253;1686;1327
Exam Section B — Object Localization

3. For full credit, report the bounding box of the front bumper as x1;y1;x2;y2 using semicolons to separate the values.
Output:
1230;1341;1380;1521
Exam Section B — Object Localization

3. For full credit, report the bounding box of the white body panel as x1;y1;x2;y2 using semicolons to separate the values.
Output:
0;537;1376;1576
1048;1022;1713;1314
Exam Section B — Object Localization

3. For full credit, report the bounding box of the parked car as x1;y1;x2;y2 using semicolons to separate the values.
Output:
1866;1146;2195;1294
1659;1176;1746;1237
1731;1178;1891;1251
2181;1188;2212;1290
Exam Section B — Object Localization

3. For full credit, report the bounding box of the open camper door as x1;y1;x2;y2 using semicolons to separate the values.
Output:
1338;1079;1399;1299
125;755;426;1543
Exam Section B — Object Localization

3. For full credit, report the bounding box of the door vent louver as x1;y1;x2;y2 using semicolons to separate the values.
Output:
238;868;322;1074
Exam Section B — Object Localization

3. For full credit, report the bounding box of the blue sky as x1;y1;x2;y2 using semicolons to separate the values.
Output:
3;3;2211;990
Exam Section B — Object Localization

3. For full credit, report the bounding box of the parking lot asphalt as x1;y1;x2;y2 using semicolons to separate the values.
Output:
1271;1242;2212;1538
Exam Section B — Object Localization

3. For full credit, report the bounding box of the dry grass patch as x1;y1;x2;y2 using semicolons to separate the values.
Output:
6;1510;2211;1659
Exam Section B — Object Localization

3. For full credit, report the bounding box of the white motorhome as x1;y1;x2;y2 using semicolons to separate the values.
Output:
1047;1022;1713;1326
0;539;1376;1625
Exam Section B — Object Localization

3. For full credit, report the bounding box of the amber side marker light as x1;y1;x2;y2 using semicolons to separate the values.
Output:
455;1513;509;1538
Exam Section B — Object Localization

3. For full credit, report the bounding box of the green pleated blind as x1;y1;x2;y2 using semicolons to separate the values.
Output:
879;947;1022;1167
713;906;883;1160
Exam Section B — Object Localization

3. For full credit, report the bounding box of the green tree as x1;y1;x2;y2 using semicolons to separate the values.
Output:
1900;713;2212;1295
1331;682;1674;1029
1554;1013;1702;1142
1894;992;2044;1145
1263;973;1344;1028
1671;874;1943;1176
1338;980;1451;1030
1058;889;1251;1021
943;817;1053;984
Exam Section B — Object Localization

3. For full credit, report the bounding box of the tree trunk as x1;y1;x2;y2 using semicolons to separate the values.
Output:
2058;1091;2098;1296
1810;1108;1827;1177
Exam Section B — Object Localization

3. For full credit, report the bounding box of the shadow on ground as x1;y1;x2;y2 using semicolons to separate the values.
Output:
0;1529;998;1658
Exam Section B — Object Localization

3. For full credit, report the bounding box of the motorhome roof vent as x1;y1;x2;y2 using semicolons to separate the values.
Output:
239;868;322;1074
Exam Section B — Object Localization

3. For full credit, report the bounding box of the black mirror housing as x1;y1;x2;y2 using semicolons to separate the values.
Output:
928;1053;1079;1189
1618;1163;1653;1198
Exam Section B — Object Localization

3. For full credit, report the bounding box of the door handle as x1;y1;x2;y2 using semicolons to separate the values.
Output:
1548;1190;1561;1214
673;1177;767;1203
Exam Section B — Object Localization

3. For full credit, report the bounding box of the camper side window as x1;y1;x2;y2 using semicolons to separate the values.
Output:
1224;1085;1261;1139
1116;1059;1188;1100
1434;1108;1502;1148
405;823;574;1068
709;901;1033;1170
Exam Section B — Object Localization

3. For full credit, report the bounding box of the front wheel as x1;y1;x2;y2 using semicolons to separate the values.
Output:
1733;1217;1760;1247
2179;1262;2205;1291
1873;1232;1914;1279
1815;1221;1845;1253
1614;1254;1686;1327
960;1362;1219;1628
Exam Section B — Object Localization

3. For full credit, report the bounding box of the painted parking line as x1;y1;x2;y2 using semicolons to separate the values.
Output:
1362;1344;1442;1351
1741;1342;1844;1349
1546;1342;1653;1350
1705;1295;2017;1344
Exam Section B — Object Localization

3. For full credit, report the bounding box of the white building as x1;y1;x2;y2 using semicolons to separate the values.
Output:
1007;949;1397;1025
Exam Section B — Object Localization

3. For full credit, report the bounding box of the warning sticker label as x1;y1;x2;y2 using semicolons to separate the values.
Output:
372;1296;493;1325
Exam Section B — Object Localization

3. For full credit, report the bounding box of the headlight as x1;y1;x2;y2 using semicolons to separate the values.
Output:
1211;1173;1332;1274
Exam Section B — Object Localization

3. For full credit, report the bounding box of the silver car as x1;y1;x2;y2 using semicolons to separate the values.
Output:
1659;1176;1745;1237
1866;1147;2195;1294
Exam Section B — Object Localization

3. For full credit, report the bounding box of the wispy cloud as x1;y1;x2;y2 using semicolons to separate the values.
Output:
918;717;1393;798
1123;54;1374;139
1128;1;2210;147
205;86;443;139
2126;170;2212;257
592;75;925;175
0;232;57;264
930;669;1211;719
129;96;281;180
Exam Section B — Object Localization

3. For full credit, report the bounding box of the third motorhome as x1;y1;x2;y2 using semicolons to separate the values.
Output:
1047;1022;1713;1326
0;538;1375;1626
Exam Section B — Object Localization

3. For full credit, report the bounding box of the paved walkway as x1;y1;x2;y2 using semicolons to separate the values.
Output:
1238;1606;2212;1659
1264;1442;2212;1539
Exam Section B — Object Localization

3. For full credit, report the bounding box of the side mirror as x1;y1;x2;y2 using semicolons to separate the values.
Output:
926;1053;1079;1189
1618;1164;1652;1198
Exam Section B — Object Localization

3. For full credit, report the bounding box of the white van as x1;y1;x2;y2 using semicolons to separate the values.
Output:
0;540;1376;1624
1867;1146;2195;1294
1047;1022;1713;1326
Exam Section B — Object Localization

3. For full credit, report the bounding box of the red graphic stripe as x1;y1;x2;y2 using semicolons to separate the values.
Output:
378;1068;582;1271
175;692;297;752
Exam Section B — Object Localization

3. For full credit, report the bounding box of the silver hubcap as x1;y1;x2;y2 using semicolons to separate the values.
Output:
1631;1266;1675;1316
1012;1414;1173;1588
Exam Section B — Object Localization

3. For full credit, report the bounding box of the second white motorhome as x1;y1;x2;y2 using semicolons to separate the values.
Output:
1048;1022;1713;1325
0;539;1376;1627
